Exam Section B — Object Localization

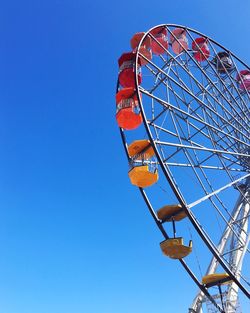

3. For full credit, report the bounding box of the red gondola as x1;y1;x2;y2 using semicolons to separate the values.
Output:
170;28;188;55
130;32;151;50
118;52;142;88
237;70;250;91
150;27;168;55
130;32;152;65
192;37;210;62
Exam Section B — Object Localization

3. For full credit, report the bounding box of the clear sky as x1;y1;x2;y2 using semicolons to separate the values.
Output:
0;1;249;313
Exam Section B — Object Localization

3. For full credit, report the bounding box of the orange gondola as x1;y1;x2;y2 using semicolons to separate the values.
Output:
127;140;158;188
115;88;142;130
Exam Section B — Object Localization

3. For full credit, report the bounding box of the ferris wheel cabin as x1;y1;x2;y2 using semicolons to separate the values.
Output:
150;27;168;55
202;273;233;288
157;204;192;259
130;32;152;65
237;69;250;91
115;88;142;130
160;237;192;259
130;32;152;50
127;140;158;188
192;37;210;62
213;51;235;73
157;204;187;222
118;52;142;88
169;28;188;55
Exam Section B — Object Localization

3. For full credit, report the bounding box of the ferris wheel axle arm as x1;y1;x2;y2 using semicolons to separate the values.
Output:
155;140;250;159
149;122;240;168
150;114;237;166
186;173;250;209
198;149;241;170
140;87;250;149
166;161;242;172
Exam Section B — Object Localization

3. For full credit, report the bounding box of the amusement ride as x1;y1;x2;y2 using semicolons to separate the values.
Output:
115;24;250;313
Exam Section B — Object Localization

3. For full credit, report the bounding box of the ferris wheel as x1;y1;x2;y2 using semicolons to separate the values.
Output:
115;24;250;313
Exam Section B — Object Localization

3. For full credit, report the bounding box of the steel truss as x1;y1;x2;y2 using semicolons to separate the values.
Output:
190;180;250;312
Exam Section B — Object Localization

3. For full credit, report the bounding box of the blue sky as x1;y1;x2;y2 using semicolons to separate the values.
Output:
0;1;249;312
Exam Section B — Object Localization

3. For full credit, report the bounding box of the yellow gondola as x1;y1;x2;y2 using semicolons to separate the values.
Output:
202;273;233;287
157;204;187;222
160;237;192;259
